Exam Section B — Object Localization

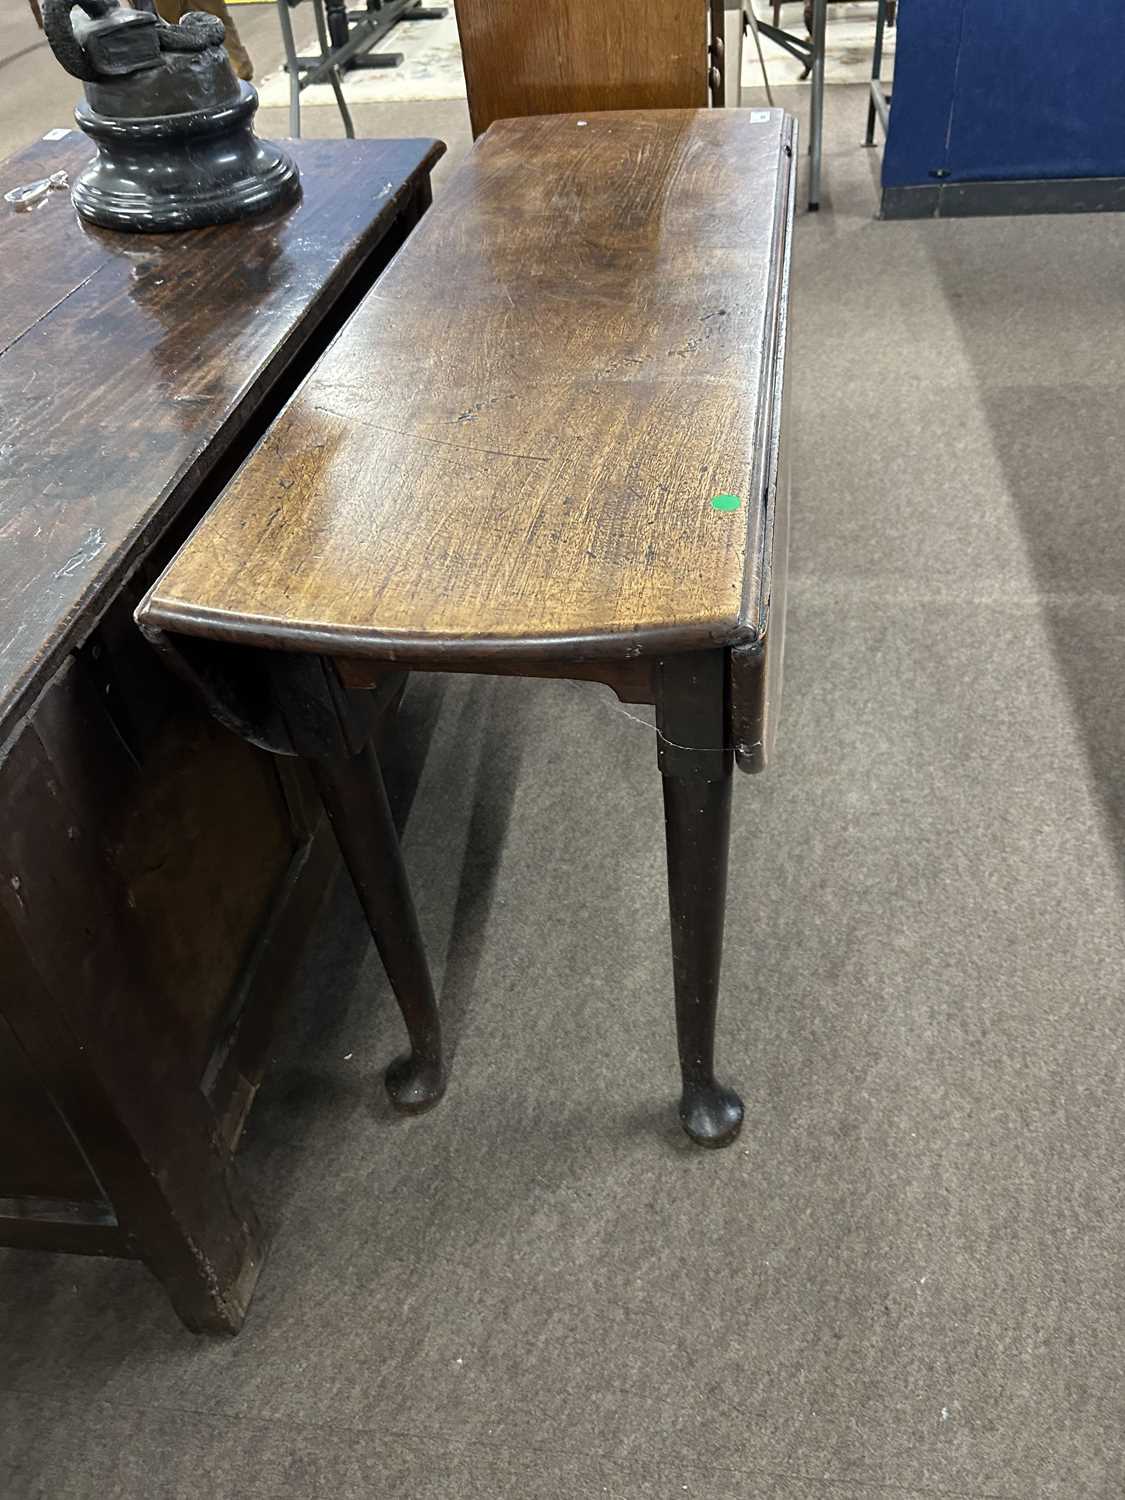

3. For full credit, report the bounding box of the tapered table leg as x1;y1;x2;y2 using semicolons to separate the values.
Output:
311;741;446;1113
152;640;446;1116
657;652;744;1147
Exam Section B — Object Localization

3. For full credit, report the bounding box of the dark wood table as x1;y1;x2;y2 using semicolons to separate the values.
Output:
0;131;442;1332
140;110;795;1172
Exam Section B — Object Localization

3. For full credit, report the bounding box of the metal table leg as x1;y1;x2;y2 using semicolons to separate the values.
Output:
756;1;824;210
808;0;826;210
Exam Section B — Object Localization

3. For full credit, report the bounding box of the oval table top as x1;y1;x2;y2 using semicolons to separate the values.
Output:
142;109;796;666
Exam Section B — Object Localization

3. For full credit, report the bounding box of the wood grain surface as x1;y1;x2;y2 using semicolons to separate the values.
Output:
143;110;797;665
0;132;443;752
455;0;708;137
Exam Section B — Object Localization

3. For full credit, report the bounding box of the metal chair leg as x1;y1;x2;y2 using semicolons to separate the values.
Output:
745;6;775;106
865;0;888;146
275;0;302;138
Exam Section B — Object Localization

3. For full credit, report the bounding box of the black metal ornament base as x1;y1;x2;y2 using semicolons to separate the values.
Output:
74;84;300;233
43;0;300;235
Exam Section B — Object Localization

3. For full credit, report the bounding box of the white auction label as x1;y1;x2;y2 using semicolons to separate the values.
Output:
42;129;72;141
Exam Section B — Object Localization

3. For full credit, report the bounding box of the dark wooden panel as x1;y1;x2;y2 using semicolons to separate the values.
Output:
1;694;203;1094
0;1199;128;1259
0;720;265;1329
206;817;340;1150
0;906;127;1214
0;133;444;752
338;654;657;704
35;644;294;1078
455;0;708;137
0;1016;101;1204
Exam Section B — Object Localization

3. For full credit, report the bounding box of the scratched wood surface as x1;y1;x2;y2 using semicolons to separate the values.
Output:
0;132;443;750
143;110;797;664
455;0;708;137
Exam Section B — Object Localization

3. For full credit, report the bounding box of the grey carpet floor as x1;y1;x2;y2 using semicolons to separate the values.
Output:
3;85;1125;1498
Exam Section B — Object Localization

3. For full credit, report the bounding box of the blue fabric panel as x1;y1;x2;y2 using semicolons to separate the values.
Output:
881;0;964;189
883;1;1125;189
947;1;1125;181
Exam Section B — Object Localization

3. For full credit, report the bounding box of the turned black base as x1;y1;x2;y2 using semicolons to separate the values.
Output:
74;82;300;233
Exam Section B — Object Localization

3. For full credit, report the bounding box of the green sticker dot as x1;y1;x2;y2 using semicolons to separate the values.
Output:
711;493;741;512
